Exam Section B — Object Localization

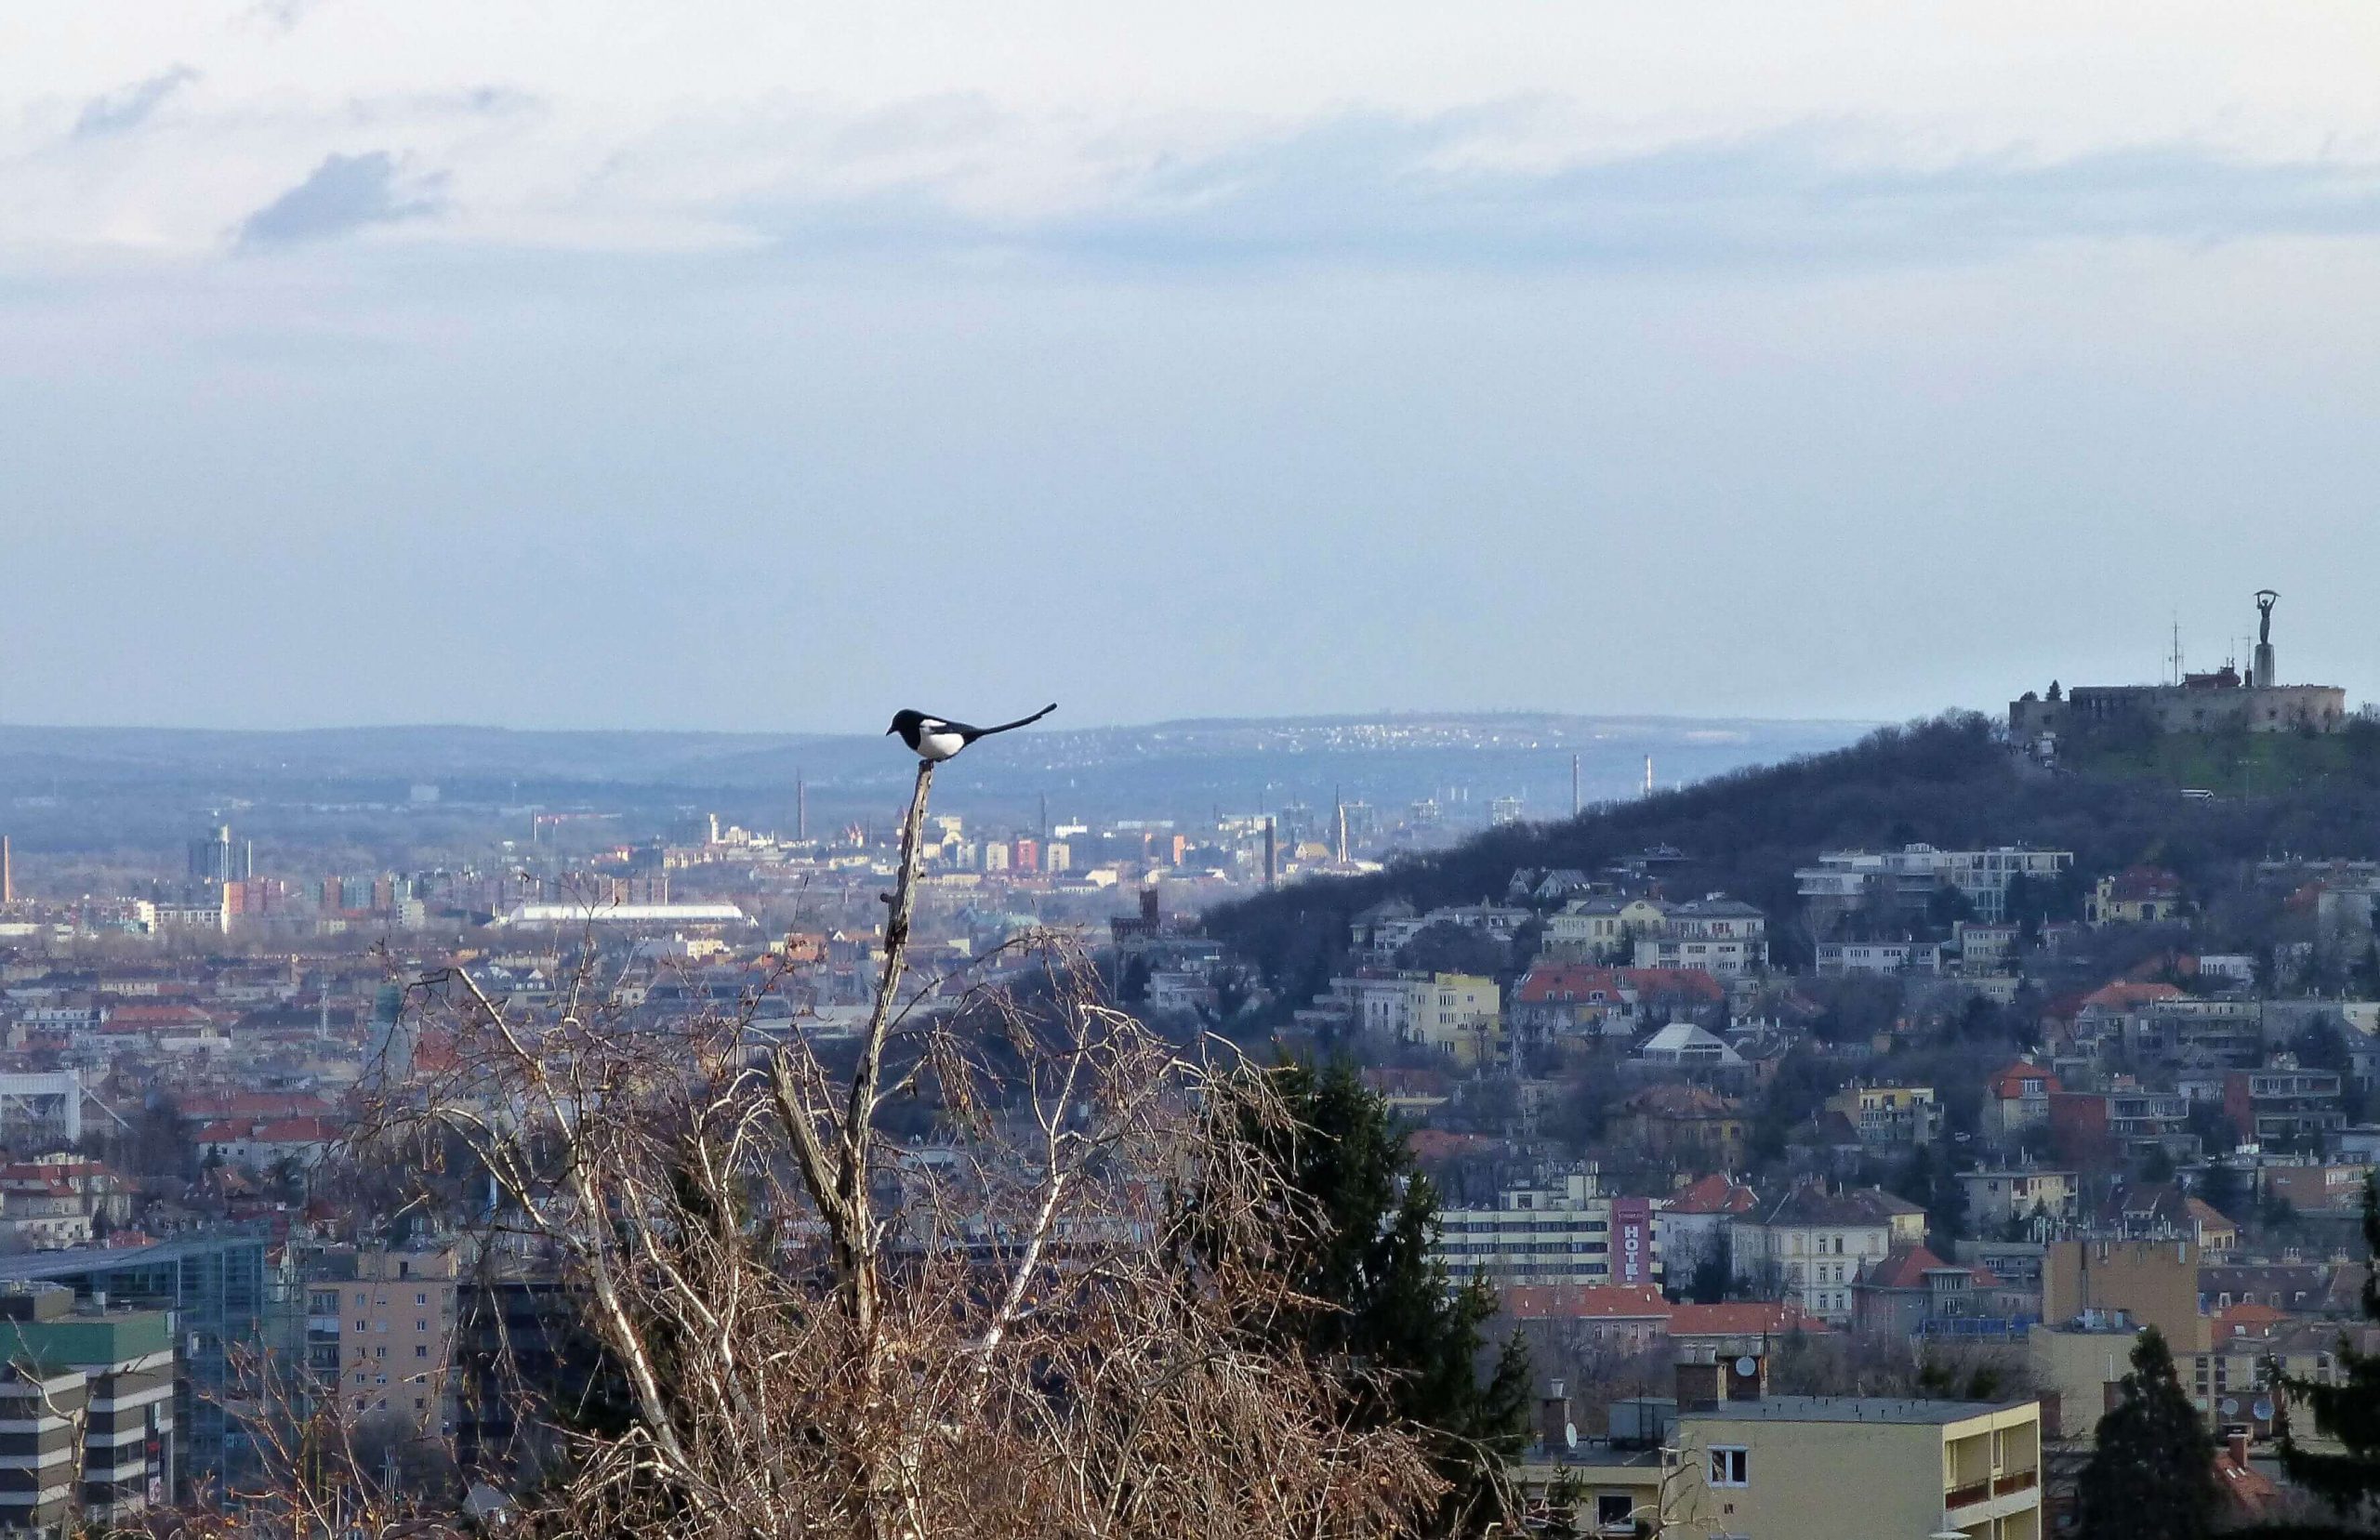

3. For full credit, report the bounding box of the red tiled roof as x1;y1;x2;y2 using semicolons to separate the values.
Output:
2081;981;2186;1011
105;1004;215;1026
2105;865;2185;902
2215;1444;2281;1516
1666;1174;1757;1216
1861;1244;1951;1290
1514;965;1628;1006
1501;1284;1670;1322
1988;1062;2062;1099
1620;968;1726;1004
1668;1301;1832;1337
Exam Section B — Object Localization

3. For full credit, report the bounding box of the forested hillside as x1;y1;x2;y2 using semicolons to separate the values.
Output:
1205;712;2380;1005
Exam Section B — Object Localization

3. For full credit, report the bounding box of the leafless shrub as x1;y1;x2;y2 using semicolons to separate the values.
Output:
287;760;1445;1540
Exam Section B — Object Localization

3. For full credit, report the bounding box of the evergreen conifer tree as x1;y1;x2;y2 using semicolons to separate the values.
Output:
2276;1177;2380;1516
2078;1326;2216;1540
1238;1060;1533;1536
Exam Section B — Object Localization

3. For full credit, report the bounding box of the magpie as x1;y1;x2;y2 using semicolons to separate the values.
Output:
886;703;1057;762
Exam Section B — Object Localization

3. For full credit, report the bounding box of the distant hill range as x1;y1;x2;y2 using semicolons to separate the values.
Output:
0;714;1865;849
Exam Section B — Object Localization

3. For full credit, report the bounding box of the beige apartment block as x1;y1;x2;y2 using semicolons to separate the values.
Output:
333;1246;460;1428
1666;1395;2043;1540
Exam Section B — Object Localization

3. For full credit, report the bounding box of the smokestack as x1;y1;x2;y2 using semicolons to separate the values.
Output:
1643;756;1654;797
1571;755;1580;818
796;770;807;842
1263;818;1276;886
1;835;11;906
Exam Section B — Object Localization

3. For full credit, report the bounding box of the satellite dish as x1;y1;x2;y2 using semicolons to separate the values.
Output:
1735;1356;1759;1377
1564;1422;1578;1451
2220;1399;2240;1416
2254;1399;2276;1421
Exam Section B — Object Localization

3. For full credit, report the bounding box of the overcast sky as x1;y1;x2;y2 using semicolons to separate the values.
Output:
5;3;2379;732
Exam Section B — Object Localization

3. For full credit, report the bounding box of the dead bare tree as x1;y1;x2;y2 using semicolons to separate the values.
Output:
307;757;1446;1540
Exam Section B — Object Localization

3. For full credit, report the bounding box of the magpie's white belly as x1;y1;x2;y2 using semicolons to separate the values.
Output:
917;730;965;761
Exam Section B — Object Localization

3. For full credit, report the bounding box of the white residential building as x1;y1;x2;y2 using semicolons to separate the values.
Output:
1434;1169;1660;1289
1728;1184;1927;1323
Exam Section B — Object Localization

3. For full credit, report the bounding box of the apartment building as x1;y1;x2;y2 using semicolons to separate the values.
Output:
1666;1366;2043;1540
1400;973;1503;1068
1961;1169;2080;1232
309;1244;460;1429
1540;897;1668;963
2224;1068;2346;1148
1631;899;1769;979
1982;1062;2060;1144
1728;1184;1927;1323
1798;844;2072;927
2048;1090;2201;1165
0;1231;271;1497
1823;1083;1942;1147
0;1286;176;1533
1815;941;1942;977
1435;1171;1659;1288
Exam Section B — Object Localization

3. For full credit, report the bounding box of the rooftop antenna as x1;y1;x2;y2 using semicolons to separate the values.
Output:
796;769;806;842
2169;612;2184;686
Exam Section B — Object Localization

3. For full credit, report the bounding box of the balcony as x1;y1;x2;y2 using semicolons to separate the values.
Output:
1944;1467;2040;1525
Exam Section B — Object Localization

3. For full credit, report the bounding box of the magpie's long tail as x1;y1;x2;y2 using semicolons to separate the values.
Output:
971;703;1059;739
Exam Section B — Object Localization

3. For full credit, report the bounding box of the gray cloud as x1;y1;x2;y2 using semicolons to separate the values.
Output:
245;0;329;33
1064;119;2380;268
234;151;446;250
734;112;2380;271
73;67;198;138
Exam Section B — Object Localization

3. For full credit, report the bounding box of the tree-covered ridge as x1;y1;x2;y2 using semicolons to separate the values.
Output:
1205;712;2380;1003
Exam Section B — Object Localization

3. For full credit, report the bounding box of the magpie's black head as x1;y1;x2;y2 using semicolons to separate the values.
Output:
887;709;927;737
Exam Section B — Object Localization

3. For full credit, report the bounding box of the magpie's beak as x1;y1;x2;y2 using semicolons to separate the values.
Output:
884;725;897;735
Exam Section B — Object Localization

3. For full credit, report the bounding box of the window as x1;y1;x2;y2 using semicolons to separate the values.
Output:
416;1293;429;1307
1709;1448;1749;1487
416;1345;430;1359
375;1346;388;1360
1594;1493;1634;1529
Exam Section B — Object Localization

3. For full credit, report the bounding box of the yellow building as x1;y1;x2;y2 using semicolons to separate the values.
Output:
1401;973;1502;1068
1541;898;1667;962
1671;1395;2043;1540
2084;867;2185;926
1823;1082;1943;1145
